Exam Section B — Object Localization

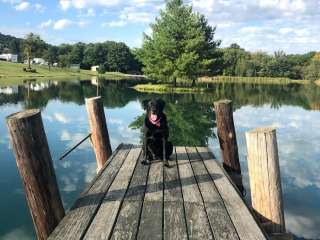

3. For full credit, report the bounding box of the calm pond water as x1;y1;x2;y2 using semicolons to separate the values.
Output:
0;79;320;240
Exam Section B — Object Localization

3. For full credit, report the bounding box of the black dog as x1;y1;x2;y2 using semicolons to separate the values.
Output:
142;99;173;167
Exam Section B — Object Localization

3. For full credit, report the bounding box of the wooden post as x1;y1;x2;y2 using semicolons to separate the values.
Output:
6;109;65;240
246;127;286;234
214;99;244;194
86;96;112;172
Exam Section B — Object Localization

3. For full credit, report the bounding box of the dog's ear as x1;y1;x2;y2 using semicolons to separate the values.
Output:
142;99;150;110
157;99;165;112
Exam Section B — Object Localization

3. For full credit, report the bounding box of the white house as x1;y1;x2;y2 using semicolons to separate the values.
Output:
0;54;18;63
24;58;48;65
91;65;99;72
33;58;47;65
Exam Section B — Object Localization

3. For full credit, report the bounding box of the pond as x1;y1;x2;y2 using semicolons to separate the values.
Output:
0;78;320;240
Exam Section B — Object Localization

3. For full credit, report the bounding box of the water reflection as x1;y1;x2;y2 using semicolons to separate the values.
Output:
0;79;320;239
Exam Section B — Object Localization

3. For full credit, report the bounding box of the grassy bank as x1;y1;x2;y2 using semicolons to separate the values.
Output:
198;76;310;85
133;84;208;93
0;61;146;85
315;80;320;86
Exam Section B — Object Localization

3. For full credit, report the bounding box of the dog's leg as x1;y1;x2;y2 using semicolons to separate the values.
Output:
142;134;150;165
163;136;169;167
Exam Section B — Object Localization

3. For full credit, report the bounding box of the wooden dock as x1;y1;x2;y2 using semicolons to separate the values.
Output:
48;144;267;240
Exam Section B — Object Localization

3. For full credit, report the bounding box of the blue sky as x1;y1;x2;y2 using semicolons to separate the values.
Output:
0;0;319;54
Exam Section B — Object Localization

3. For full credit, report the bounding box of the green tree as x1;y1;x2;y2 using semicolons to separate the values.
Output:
83;43;107;68
222;44;249;76
69;42;85;65
58;54;71;67
304;59;320;81
23;33;45;69
106;41;137;73
44;46;59;69
139;0;220;86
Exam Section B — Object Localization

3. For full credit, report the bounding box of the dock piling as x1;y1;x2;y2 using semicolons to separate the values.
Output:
6;109;65;240
246;127;286;235
214;99;244;194
86;96;112;172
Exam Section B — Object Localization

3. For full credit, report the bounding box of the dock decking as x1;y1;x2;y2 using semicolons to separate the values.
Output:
49;144;267;240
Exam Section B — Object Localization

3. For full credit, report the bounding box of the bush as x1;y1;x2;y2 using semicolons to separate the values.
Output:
23;67;37;73
98;64;106;74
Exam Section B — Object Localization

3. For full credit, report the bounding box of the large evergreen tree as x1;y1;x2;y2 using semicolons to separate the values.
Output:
139;0;220;86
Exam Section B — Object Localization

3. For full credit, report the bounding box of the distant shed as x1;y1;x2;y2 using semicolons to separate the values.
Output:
91;65;99;72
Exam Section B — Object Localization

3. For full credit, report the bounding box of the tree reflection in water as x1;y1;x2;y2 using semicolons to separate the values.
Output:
129;95;216;146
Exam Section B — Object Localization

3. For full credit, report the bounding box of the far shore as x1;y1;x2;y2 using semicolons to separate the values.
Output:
0;61;147;84
1;61;316;90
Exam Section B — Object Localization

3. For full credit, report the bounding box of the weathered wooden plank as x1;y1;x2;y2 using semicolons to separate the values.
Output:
83;146;141;240
186;147;239;240
164;148;188;240
136;160;163;240
197;147;267;240
176;146;214;240
109;153;150;240
48;144;131;240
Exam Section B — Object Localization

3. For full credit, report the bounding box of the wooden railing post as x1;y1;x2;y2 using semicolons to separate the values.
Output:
86;96;112;172
6;109;65;240
246;127;286;236
214;99;244;194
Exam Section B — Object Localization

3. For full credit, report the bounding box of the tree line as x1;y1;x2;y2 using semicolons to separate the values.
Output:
0;0;319;81
219;44;320;81
0;32;142;74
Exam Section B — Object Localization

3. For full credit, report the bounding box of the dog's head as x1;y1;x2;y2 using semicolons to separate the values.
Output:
142;99;165;119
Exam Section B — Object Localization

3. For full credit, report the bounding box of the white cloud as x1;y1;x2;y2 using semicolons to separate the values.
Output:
3;0;320;52
279;27;293;34
285;211;320;239
102;20;126;28
102;6;154;28
60;130;71;141
34;3;46;12
15;1;30;11
39;19;52;29
53;19;72;30
192;0;215;12
1;0;21;3
189;0;320;53
53;19;87;30
1;227;33;240
59;0;120;10
78;8;96;17
54;112;71;123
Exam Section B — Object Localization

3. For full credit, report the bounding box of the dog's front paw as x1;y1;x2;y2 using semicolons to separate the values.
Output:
164;159;170;168
141;159;151;165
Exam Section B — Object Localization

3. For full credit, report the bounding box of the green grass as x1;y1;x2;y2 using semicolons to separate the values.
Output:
198;76;310;85
0;61;146;86
133;84;208;93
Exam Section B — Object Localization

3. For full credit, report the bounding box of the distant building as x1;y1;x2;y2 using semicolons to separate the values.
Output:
70;64;80;70
33;58;47;65
0;53;18;63
91;65;99;72
24;58;48;65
